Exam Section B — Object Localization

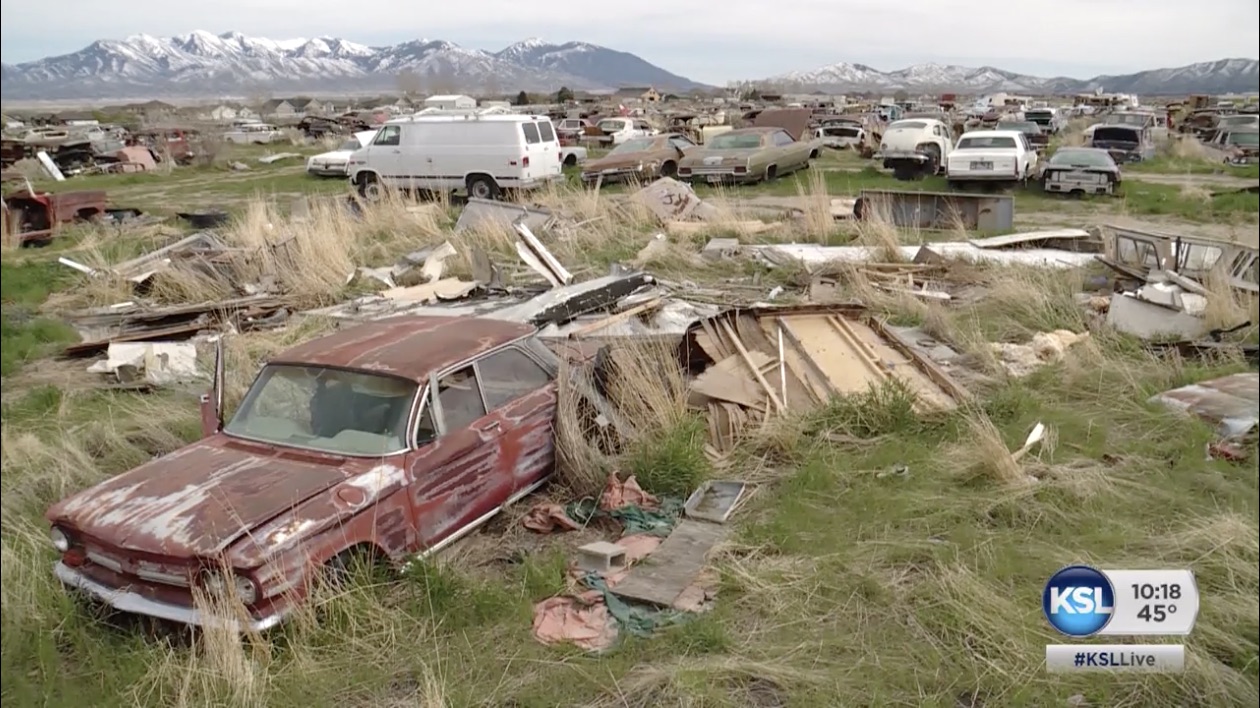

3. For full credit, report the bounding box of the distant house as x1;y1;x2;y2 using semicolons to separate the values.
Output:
289;98;326;116
115;100;177;121
613;87;660;103
255;99;291;117
56;111;98;126
423;94;477;111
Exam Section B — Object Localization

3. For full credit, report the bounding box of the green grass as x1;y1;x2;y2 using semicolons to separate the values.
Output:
1126;157;1260;180
0;260;79;377
1;197;1256;706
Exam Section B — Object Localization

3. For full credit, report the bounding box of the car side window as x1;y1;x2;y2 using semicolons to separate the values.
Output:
477;348;552;410
773;130;794;146
374;126;400;146
932;125;942;136
436;366;486;431
522;122;541;144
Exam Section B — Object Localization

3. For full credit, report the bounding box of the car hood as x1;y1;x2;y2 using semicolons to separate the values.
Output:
48;437;353;559
309;149;354;164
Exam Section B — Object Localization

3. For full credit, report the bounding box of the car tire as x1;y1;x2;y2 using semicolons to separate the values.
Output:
358;174;383;201
466;175;500;200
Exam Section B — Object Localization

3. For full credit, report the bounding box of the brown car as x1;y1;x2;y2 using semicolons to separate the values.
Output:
579;132;698;185
677;127;815;185
45;316;564;631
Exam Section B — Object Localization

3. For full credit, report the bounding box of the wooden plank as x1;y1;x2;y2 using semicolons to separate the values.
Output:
568;297;663;338
611;519;729;608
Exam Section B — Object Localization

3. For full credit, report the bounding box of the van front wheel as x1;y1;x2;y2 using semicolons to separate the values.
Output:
357;174;383;201
467;176;500;200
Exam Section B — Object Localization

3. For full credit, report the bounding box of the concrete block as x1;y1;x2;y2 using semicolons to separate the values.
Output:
701;237;742;261
576;541;628;573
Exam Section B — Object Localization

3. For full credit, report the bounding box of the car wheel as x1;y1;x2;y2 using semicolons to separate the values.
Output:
358;174;383;201
466;175;499;200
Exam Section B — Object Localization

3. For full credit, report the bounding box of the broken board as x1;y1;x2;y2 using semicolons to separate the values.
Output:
611;519;729;608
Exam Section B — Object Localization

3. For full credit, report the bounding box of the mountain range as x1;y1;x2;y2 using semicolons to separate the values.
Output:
0;31;706;101
774;58;1259;96
0;30;1256;101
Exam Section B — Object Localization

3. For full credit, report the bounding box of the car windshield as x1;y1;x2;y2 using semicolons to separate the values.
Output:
1227;132;1260;147
337;139;359;151
1222;115;1257;126
1007;122;1040;133
224;365;417;456
957;135;1017;149
611;137;656;154
887;120;927;131
1050;150;1113;168
598;120;627;132
706;133;763;149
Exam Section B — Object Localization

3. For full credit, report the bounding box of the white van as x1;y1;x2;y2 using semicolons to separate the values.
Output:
346;113;564;200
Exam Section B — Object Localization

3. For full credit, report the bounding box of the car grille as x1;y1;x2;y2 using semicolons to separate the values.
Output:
86;547;192;587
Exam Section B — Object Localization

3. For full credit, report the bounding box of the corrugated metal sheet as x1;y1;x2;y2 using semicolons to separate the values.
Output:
1151;372;1259;437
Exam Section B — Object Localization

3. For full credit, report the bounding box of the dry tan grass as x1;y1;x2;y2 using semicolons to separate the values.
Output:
554;336;690;497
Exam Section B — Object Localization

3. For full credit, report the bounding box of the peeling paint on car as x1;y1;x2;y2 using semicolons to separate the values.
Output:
44;316;562;632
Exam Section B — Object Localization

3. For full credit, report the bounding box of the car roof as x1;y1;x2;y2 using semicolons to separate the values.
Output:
961;130;1023;137
268;316;536;383
727;127;778;134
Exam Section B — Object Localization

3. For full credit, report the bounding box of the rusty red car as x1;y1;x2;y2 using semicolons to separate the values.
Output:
46;315;560;630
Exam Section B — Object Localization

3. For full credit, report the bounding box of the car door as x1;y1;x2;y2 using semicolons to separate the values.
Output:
405;364;512;550
472;343;558;500
773;129;806;169
367;125;403;184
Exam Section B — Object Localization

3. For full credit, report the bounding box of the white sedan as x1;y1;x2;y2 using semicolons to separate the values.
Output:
306;130;379;178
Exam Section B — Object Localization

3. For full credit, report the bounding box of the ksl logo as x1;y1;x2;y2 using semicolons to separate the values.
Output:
1043;565;1116;637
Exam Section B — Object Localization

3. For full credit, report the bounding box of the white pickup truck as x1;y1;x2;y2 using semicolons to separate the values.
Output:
878;118;953;180
594;117;658;146
946;130;1038;189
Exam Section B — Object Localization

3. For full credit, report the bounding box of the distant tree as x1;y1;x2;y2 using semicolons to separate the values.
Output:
556;86;574;103
397;70;424;97
514;90;530;106
893;89;909;103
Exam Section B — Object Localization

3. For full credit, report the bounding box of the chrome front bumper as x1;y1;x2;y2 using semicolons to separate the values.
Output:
54;561;284;633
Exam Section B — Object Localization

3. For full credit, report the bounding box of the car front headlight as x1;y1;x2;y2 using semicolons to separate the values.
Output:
50;526;70;552
201;570;259;605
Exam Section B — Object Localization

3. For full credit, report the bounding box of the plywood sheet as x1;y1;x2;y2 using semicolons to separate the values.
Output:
611;519;729;608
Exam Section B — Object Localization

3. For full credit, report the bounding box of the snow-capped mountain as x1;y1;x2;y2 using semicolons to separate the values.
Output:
0;31;708;100
774;58;1260;95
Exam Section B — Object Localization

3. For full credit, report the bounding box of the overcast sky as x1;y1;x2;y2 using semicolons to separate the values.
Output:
2;0;1257;84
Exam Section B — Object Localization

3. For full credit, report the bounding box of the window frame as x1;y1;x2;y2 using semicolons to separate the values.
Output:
411;334;558;449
